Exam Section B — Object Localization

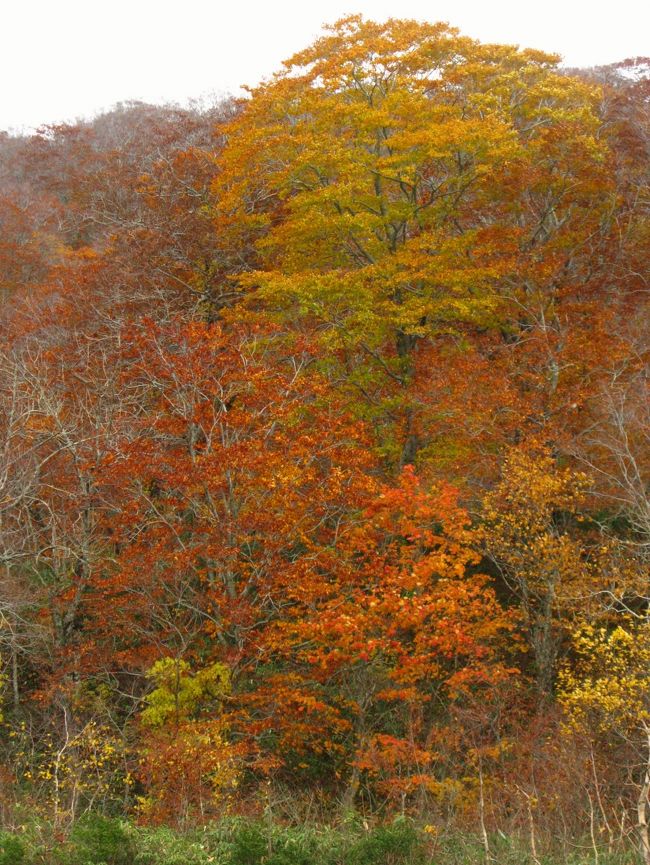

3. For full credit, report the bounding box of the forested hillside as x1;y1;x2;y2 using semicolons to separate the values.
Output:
0;16;648;864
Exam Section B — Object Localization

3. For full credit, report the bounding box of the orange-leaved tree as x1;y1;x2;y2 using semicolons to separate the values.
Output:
252;466;516;807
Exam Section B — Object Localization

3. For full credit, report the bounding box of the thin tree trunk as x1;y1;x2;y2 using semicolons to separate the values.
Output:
637;725;650;865
11;649;19;710
478;761;492;863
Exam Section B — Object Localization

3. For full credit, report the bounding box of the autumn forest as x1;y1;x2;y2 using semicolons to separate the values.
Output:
0;15;648;865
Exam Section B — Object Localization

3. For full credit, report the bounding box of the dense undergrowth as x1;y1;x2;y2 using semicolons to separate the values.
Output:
0;816;639;865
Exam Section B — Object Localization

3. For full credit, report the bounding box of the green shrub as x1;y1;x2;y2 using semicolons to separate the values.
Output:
0;832;25;865
346;820;425;865
132;825;211;865
220;820;339;865
215;818;422;865
263;828;323;865
226;822;268;865
66;815;135;865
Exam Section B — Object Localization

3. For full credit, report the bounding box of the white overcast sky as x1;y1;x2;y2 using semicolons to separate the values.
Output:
1;0;648;132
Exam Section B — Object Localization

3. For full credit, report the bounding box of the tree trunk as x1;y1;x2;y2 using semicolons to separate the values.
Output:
637;725;650;865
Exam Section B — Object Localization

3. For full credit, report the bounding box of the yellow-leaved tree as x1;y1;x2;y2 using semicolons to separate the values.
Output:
480;447;595;695
559;623;650;865
137;658;238;825
214;16;608;466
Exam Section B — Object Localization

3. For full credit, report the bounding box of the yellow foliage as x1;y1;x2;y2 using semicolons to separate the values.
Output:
481;446;594;607
558;622;650;734
141;657;230;729
215;16;606;354
12;720;129;822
